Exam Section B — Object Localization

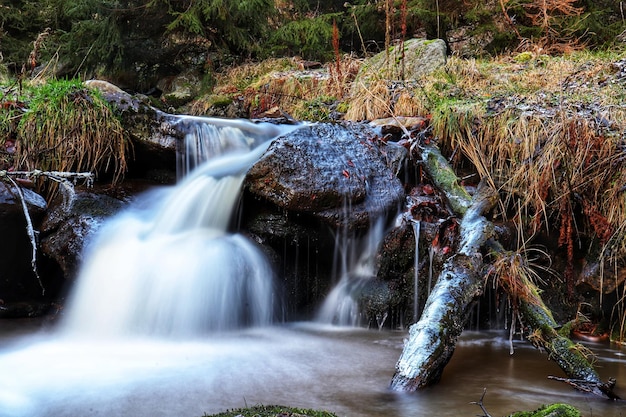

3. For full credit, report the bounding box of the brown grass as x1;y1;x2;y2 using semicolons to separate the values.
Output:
191;56;361;118
489;243;554;309
337;48;626;335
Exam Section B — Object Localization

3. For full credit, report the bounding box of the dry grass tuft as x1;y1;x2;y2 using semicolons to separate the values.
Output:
344;78;391;121
489;242;554;309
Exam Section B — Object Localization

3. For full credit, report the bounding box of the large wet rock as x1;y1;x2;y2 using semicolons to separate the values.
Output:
242;122;406;317
40;188;126;282
0;182;47;301
245;122;406;230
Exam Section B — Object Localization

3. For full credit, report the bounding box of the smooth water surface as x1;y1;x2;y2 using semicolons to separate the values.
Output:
0;321;624;417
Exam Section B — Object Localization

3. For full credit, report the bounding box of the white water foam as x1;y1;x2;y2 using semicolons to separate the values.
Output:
60;118;298;338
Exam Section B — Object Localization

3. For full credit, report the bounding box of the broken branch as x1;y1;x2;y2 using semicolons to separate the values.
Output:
0;169;95;295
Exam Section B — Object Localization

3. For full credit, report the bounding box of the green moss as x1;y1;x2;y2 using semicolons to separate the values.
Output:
422;146;472;215
335;102;349;113
514;52;534;63
208;94;233;107
293;95;337;122
511;403;581;417
202;405;338;417
14;78;127;195
557;320;575;338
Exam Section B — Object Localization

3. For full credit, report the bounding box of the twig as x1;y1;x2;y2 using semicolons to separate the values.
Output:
3;175;45;295
350;9;367;56
0;169;95;295
548;376;621;400
469;388;492;417
0;170;94;184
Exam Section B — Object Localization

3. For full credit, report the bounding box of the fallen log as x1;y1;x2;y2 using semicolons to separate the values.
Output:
390;180;498;390
521;296;620;399
390;144;620;399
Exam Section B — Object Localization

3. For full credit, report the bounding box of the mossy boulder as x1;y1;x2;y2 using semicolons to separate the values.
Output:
346;38;447;120
358;38;447;82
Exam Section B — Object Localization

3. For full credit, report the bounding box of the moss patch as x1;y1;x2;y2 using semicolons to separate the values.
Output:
511;403;581;417
202;405;338;417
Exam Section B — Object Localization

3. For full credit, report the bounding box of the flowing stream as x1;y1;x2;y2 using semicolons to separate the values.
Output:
1;321;625;417
0;117;625;417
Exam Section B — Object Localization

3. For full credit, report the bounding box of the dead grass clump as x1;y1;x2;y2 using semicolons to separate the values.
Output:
434;98;626;298
345;78;391;121
488;244;552;310
214;58;298;93
249;72;327;117
193;55;362;120
327;55;362;100
393;90;422;117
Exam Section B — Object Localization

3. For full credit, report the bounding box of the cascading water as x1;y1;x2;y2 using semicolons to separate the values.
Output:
174;116;288;178
316;217;386;327
60;117;299;337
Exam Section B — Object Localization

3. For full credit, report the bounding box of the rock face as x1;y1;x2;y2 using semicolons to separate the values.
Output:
39;189;126;282
243;122;406;316
85;80;178;181
0;182;47;301
245;122;406;230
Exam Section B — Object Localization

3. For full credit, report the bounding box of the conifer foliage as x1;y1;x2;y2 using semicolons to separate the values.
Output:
0;0;623;80
149;0;276;55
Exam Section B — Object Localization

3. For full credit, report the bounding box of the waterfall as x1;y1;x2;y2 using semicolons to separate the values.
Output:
173;116;288;178
316;217;386;327
59;118;298;338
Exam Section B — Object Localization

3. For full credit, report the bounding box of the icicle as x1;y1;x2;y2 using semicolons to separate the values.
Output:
411;219;421;322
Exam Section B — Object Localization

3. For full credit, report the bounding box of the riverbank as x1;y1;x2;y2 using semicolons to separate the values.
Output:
179;47;626;338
